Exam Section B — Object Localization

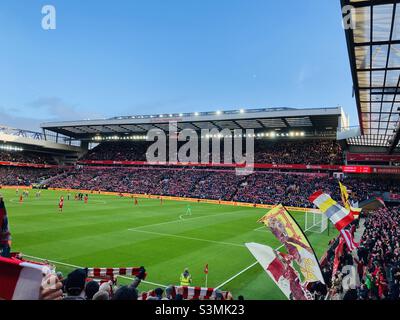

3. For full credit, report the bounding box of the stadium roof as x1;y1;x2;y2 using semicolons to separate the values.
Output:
41;107;343;140
342;0;400;150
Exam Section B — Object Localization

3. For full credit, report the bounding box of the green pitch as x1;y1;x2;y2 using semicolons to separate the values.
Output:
2;189;337;300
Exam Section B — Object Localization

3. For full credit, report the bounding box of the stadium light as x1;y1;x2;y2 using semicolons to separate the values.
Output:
239;109;245;114
216;110;222;115
0;145;23;152
194;112;199;116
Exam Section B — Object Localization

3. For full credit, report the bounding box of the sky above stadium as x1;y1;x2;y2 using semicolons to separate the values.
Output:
0;0;357;131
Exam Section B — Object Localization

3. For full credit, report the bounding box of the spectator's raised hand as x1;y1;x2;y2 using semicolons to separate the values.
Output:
40;274;63;300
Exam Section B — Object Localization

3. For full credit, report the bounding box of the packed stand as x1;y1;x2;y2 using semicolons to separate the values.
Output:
0;167;66;186
254;140;343;165
47;167;400;208
0;150;57;165
81;139;344;165
323;207;400;300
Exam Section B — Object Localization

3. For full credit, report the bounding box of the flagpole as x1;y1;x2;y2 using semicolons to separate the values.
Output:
205;273;208;288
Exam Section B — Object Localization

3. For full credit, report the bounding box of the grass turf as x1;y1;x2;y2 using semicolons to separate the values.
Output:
1;189;337;300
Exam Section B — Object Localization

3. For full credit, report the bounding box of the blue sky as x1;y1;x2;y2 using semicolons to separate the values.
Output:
0;0;357;131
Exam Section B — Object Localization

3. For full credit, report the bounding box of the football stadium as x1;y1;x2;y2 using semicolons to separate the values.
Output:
1;0;400;305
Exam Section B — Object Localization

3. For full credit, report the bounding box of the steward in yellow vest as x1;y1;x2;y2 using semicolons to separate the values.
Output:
180;268;192;286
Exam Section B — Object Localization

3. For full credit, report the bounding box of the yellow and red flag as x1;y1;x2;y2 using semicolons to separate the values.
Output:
257;204;325;284
339;181;350;209
339;181;362;219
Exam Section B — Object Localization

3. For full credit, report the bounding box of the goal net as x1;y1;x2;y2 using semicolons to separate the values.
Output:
304;210;328;234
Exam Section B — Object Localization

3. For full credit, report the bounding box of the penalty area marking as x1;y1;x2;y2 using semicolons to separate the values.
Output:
128;210;255;231
21;254;167;288
127;229;245;248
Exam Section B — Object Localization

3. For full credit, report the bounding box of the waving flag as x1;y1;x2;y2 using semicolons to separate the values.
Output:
0;198;11;251
338;181;362;219
204;264;209;274
246;243;311;300
376;197;386;208
340;229;359;252
0;256;48;300
87;267;146;279
258;204;325;284
309;191;354;231
332;237;345;276
339;181;350;209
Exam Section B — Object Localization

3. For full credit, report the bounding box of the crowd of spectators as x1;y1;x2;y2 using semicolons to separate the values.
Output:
0;167;65;186
0;150;56;165
81;139;344;165
323;207;400;300
28;265;231;300
46;167;400;208
254;140;343;165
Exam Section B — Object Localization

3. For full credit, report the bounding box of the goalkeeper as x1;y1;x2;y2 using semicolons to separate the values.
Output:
186;204;192;216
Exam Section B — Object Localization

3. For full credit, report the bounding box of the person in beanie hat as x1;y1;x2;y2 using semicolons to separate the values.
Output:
64;268;88;300
112;285;138;300
85;280;100;300
0;196;11;258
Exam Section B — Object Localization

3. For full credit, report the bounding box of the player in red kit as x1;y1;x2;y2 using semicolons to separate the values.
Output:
19;194;23;204
134;197;138;206
84;194;88;204
59;196;64;213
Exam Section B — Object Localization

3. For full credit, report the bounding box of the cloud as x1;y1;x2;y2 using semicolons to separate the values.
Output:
28;97;103;120
296;65;312;86
0;97;105;132
0;106;42;131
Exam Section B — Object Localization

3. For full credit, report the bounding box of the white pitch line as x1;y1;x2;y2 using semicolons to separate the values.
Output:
215;222;320;290
214;243;284;290
253;226;265;231
215;261;258;290
128;229;245;248
8;199;107;205
129;210;255;231
22;254;167;288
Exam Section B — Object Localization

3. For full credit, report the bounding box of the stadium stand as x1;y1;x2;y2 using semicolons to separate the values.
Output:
3;0;400;303
0;167;66;186
322;207;400;300
45;167;400;208
0;150;57;165
80;139;344;165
